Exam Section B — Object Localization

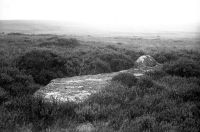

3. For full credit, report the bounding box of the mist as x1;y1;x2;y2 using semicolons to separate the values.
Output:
0;0;199;33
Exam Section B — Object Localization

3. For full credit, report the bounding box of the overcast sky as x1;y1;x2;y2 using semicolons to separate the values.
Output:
0;0;200;32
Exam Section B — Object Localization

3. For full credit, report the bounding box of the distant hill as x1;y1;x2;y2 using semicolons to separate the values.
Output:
0;20;102;35
0;20;199;38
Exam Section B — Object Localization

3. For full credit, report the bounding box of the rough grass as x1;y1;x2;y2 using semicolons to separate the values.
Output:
0;33;200;131
1;71;199;131
111;73;137;87
163;58;200;78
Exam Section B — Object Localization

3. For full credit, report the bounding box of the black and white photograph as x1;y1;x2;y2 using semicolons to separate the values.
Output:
0;0;200;131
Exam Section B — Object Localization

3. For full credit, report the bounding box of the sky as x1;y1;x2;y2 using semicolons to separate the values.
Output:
0;0;200;32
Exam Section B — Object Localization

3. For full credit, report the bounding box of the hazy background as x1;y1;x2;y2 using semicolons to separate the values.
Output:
0;0;200;33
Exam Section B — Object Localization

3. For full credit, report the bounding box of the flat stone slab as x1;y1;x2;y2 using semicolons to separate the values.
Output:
34;67;157;103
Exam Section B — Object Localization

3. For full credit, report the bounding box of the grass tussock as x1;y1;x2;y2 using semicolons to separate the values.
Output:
111;73;138;87
163;58;200;78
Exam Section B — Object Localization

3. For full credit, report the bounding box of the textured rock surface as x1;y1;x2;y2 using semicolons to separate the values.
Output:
34;56;160;103
135;55;158;67
76;123;95;132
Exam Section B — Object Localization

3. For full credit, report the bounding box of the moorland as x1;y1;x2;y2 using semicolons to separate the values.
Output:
0;28;200;131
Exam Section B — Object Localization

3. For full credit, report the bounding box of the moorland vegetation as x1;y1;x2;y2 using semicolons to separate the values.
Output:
0;34;200;131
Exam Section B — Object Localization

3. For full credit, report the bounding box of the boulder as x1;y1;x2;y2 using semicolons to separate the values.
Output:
135;55;158;67
34;56;159;103
76;123;95;132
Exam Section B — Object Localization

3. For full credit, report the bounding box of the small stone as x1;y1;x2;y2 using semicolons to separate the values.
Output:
135;55;157;67
76;123;95;132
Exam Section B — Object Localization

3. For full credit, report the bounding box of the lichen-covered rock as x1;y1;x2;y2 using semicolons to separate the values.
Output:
135;55;158;67
34;69;145;103
76;123;95;132
34;56;159;103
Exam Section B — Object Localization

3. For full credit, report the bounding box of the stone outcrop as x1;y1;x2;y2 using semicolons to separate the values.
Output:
34;55;159;103
76;123;95;132
135;55;158;67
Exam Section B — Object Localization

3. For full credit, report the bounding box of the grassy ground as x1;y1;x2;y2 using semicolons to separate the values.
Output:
0;33;200;131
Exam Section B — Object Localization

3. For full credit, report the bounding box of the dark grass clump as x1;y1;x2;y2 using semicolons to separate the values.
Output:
152;51;179;63
158;76;200;102
0;66;39;97
39;38;80;48
90;58;112;74
79;82;137;125
7;32;25;35
133;76;165;98
82;73;200;131
0;95;78;132
16;50;68;85
137;77;154;89
98;52;134;72
145;69;167;80
111;73;137;87
0;87;9;104
163;58;200;78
